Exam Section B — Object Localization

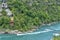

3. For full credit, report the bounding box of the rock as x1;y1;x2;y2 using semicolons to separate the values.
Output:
0;31;5;34
8;30;20;34
17;31;22;34
32;29;36;31
0;13;2;16
14;30;18;31
8;31;16;34
27;30;33;33
4;32;9;34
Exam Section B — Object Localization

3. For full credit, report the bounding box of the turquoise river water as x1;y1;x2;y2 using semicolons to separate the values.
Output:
0;22;60;40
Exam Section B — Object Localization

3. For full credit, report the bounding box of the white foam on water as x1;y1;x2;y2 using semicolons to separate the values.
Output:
47;24;51;26
44;29;52;31
53;33;60;36
17;29;53;36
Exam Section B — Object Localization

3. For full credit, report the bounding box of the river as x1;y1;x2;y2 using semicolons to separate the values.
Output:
0;22;60;40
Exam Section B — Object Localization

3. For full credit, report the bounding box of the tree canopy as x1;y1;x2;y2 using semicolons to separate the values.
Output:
0;0;60;31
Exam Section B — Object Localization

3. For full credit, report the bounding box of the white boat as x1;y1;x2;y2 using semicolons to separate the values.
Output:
17;30;53;36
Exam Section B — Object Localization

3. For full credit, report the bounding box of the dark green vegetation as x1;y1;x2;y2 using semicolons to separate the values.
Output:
0;0;60;32
53;36;60;40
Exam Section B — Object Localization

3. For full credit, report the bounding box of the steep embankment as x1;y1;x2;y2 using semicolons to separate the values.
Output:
0;0;60;32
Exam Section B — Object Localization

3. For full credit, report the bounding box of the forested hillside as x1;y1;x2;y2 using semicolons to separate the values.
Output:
0;0;60;31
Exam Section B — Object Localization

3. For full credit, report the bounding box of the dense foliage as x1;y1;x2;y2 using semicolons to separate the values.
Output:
53;36;60;40
0;0;60;31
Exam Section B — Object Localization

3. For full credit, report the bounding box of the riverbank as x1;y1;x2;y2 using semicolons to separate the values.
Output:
0;21;59;34
0;26;38;34
53;36;60;40
39;21;59;29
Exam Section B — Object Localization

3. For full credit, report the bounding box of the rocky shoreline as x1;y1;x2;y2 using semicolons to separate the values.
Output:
0;21;59;34
0;27;38;34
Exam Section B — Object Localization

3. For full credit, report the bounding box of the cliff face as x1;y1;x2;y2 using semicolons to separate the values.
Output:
0;0;60;31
